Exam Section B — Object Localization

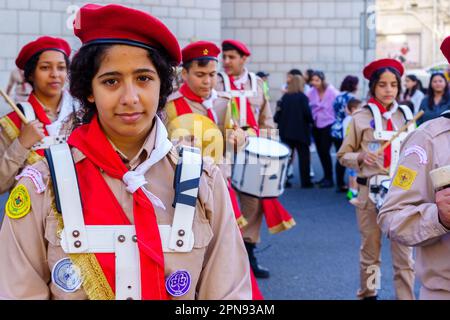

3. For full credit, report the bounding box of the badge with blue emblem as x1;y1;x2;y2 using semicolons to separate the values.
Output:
370;119;375;129
165;270;191;297
51;258;82;293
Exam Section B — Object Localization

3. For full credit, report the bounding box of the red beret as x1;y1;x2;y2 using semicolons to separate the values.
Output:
182;41;220;65
15;36;71;70
363;58;404;80
441;36;450;63
222;39;251;56
74;4;181;65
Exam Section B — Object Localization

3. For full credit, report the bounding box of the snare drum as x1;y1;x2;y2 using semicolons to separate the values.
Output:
231;137;291;198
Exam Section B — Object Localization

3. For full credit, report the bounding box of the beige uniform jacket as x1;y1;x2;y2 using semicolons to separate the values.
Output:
337;106;410;208
378;116;450;297
0;122;251;300
0;103;63;194
215;74;275;130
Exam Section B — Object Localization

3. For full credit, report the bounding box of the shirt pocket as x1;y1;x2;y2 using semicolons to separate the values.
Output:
192;219;214;249
44;215;61;247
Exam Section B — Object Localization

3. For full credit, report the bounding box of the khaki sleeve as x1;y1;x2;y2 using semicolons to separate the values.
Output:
196;165;252;300
378;130;448;247
337;117;362;171
0;132;31;193
0;163;52;299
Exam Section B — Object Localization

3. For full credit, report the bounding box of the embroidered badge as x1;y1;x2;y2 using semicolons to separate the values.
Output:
404;145;428;165
6;184;31;219
165;270;191;297
392;165;418;190
203;48;209;56
51;258;82;293
15;166;46;193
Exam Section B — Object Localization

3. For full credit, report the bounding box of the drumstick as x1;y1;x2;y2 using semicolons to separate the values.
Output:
0;89;28;124
374;110;424;155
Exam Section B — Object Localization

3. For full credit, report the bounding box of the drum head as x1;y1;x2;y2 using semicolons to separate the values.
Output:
246;137;290;158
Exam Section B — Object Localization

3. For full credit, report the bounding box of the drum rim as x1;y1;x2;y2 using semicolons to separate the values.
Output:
244;137;291;158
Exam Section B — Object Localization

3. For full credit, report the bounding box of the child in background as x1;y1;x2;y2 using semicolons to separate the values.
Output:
342;98;362;200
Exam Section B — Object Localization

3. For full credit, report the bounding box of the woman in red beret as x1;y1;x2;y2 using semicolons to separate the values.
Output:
0;36;76;193
337;59;417;300
0;3;251;300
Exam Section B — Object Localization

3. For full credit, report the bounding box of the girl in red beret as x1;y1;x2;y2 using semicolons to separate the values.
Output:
0;36;76;194
0;3;251;300
337;59;417;300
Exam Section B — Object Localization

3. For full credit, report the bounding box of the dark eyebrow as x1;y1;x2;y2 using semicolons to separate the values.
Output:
97;69;157;79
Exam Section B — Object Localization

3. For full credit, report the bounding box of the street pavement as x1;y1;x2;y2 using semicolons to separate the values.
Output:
0;149;420;300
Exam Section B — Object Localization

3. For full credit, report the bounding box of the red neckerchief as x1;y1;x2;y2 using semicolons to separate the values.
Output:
176;83;216;123
68;114;168;300
228;75;259;134
368;97;393;168
6;92;52;156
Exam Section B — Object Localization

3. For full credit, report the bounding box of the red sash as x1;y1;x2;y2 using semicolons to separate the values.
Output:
175;83;216;123
68;115;168;300
368;98;393;168
7;92;52;156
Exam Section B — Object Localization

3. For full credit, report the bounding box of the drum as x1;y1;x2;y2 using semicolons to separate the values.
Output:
368;175;391;210
231;136;291;198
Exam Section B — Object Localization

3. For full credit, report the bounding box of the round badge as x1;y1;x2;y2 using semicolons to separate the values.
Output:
6;184;31;219
165;270;191;297
51;258;82;293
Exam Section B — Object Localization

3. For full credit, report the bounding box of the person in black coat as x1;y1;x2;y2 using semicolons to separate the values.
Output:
275;74;314;188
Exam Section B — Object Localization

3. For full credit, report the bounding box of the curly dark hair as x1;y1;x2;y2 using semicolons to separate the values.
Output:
69;44;175;127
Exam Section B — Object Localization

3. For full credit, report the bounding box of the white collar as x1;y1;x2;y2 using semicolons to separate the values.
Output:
382;100;399;120
122;115;173;210
233;68;249;89
202;89;218;110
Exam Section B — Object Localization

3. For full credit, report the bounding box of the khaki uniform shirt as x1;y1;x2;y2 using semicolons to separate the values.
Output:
378;116;450;297
337;106;410;208
0;122;251;300
0;103;63;194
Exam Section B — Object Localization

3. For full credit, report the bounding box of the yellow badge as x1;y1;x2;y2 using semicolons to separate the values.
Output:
203;48;209;55
392;165;418;191
6;184;31;219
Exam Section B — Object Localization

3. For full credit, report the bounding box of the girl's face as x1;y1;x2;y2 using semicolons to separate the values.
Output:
431;75;447;93
31;50;67;97
374;70;398;107
405;77;416;90
88;45;161;141
310;75;323;90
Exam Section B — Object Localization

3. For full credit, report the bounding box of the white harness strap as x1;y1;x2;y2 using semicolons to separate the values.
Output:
366;103;416;176
219;72;258;127
20;102;67;150
48;143;89;253
169;146;202;252
19;102;36;122
48;144;202;299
